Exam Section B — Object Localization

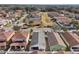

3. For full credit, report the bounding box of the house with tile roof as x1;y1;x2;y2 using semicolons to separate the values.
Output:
10;32;30;51
47;32;66;51
0;31;14;50
60;32;79;53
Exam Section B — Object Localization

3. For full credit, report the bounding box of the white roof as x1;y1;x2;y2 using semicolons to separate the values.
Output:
38;31;46;49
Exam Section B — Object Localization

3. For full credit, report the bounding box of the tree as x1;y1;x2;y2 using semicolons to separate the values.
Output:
50;45;65;51
51;18;56;22
62;27;67;31
71;21;79;30
76;24;79;30
13;25;21;31
71;21;78;25
30;29;33;34
29;21;33;25
30;7;37;11
13;7;22;10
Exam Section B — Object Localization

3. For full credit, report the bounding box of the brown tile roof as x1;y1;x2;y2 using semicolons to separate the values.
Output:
73;31;79;36
11;32;28;42
4;31;14;39
0;31;15;42
10;42;27;46
22;32;29;38
47;32;58;46
61;32;79;47
0;32;6;41
0;31;29;42
0;42;6;46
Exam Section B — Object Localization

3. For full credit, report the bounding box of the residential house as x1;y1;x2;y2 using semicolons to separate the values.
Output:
10;32;30;51
47;32;66;51
60;32;79;53
30;31;46;51
0;31;13;50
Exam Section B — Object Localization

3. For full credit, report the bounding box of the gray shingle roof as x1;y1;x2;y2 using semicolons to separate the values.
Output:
30;32;46;50
30;32;38;46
